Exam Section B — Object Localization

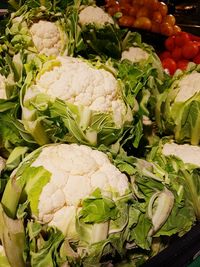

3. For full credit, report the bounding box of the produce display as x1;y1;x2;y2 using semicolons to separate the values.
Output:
0;0;200;267
105;0;181;36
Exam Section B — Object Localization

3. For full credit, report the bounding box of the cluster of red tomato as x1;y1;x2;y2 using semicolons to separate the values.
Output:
105;0;181;36
159;32;200;75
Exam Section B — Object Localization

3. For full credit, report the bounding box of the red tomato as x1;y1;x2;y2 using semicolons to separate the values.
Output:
182;41;199;59
193;53;200;64
177;59;189;70
174;32;190;47
164;36;175;51
159;51;171;61
171;47;182;60
118;15;135;27
162;57;177;75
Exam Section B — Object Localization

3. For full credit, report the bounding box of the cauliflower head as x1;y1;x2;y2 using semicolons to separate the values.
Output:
79;6;114;27
1;143;133;265
29;20;63;56
121;47;149;63
162;142;200;167
24;56;129;127
174;71;200;102
155;66;200;145
8;14;65;56
11;143;130;235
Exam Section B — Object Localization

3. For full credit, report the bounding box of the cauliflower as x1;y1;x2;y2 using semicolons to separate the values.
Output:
121;47;149;63
78;5;121;59
30;143;129;225
162;142;200;166
24;56;129;126
29;20;62;56
79;6;114;26
0;74;6;99
175;71;200;102
155;67;200;145
149;139;200;222
7;12;66;57
2;143;131;265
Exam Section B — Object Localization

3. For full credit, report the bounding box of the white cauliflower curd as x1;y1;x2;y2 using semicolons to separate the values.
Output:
0;74;6;99
121;47;149;63
175;71;200;102
162;142;200;166
79;6;114;26
25;56;128;126
29;20;62;56
25;144;129;231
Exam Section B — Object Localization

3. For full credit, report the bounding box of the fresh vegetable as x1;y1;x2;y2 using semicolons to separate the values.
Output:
174;31;190;47
20;33;165;150
164;35;175;51
121;46;149;62
159;50;171;60
161;57;176;75
176;59;189;71
182;41;199;60
2;0;83;58
155;64;200;145
114;152;195;249
115;31;166;134
79;5;114;26
171;46;182;61
147;138;200;221
21;55;137;148
0;143;132;266
120;30;165;84
78;4;123;59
